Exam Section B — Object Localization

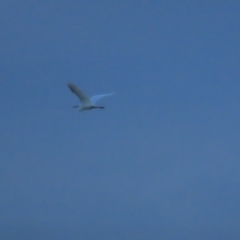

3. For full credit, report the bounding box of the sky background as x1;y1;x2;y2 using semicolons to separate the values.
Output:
1;0;240;239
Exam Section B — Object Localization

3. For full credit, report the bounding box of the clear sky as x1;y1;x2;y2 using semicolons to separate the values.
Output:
1;1;240;239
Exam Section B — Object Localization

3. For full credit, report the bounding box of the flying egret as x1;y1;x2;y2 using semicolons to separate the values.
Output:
67;83;114;112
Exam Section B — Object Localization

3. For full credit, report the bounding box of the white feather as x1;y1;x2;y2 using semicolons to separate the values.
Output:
67;83;114;111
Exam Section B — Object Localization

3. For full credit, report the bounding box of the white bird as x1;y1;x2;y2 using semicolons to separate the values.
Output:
67;83;114;112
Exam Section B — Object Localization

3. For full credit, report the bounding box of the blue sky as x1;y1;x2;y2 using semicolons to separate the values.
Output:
1;1;240;239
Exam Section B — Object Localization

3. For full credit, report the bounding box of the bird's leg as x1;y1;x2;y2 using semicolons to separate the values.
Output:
94;106;105;109
72;105;79;108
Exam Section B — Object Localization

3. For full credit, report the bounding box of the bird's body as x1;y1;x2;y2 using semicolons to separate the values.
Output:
67;83;114;112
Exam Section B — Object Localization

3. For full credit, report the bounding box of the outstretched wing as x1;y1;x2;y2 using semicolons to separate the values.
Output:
67;83;91;104
90;93;115;105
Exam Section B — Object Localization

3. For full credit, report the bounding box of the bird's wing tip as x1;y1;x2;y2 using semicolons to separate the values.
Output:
67;82;74;87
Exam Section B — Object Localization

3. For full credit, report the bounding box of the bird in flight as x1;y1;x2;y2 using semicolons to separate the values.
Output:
67;83;114;112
